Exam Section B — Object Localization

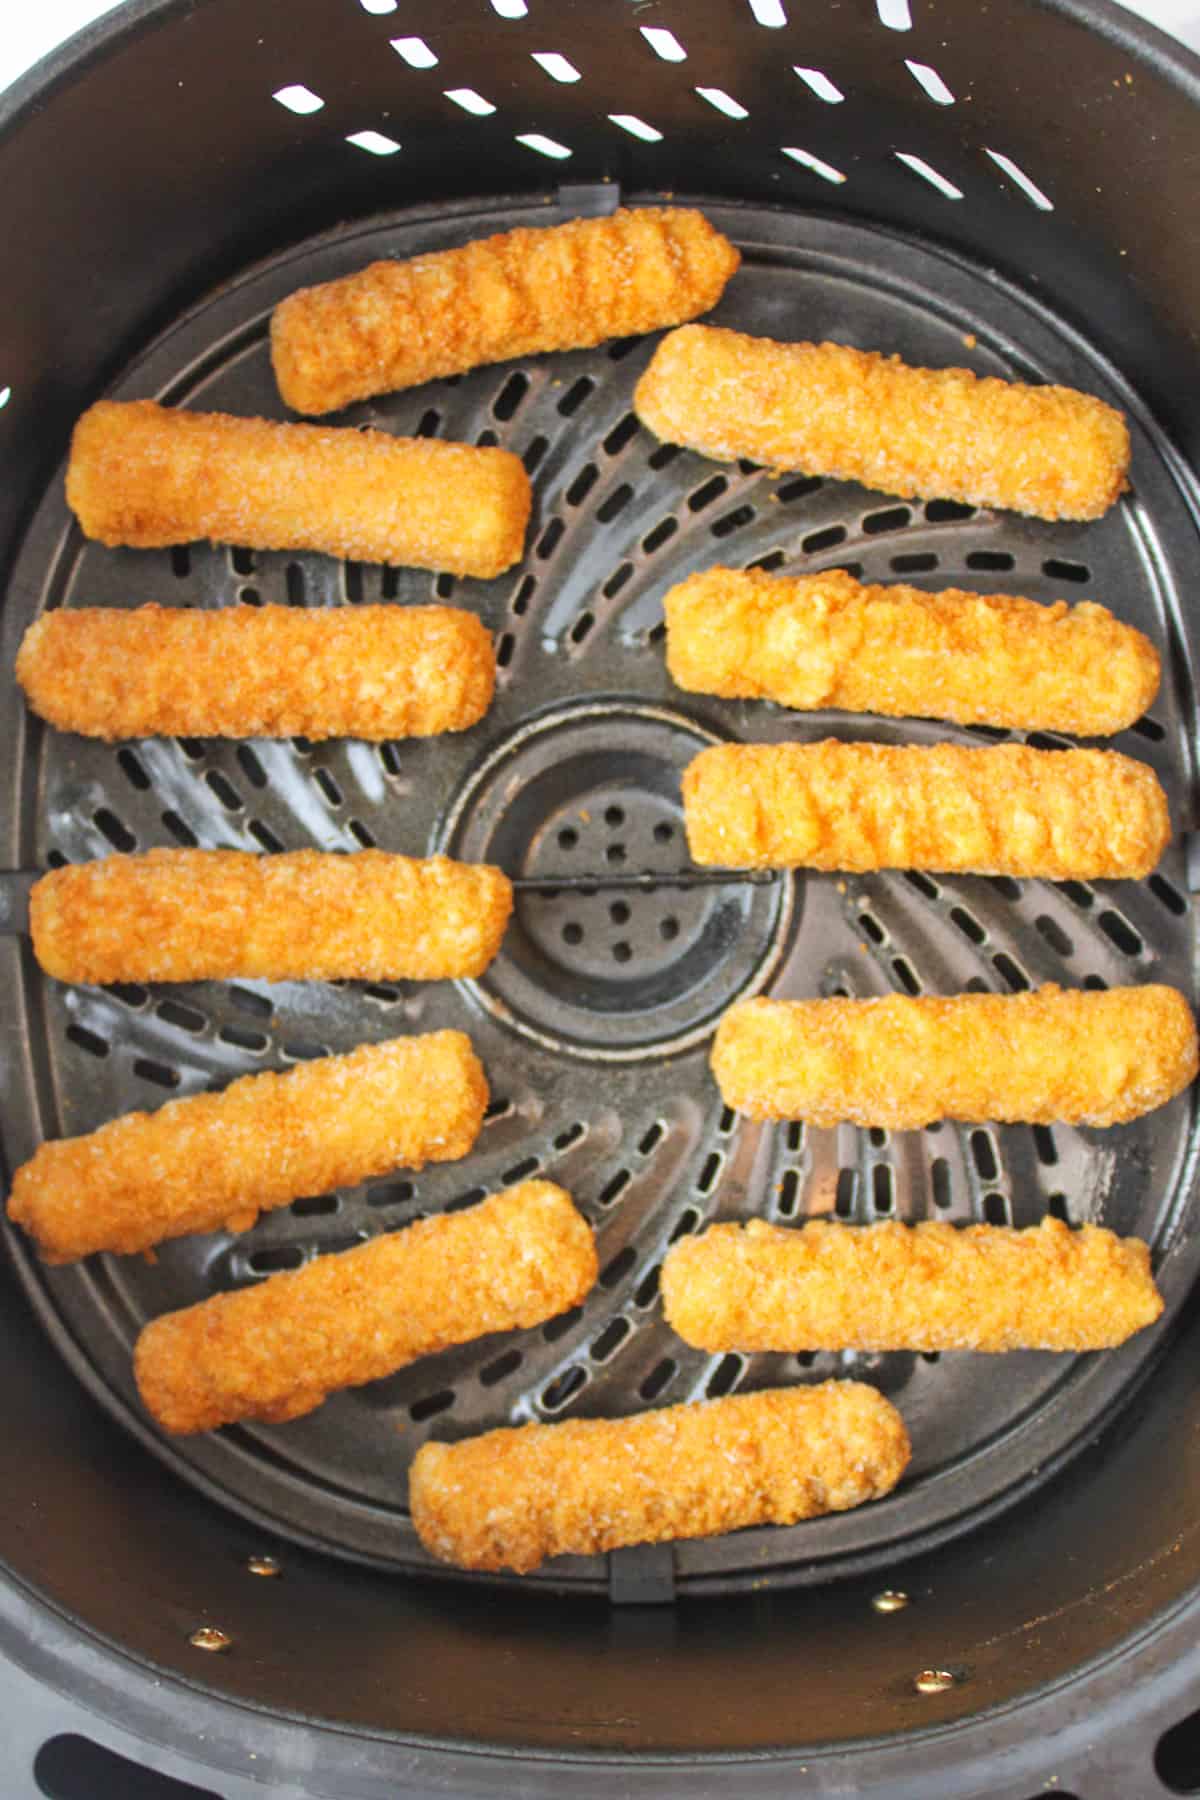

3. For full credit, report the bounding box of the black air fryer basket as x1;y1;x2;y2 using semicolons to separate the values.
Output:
5;1;1200;1794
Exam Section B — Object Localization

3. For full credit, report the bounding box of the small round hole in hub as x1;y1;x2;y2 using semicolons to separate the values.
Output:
610;901;631;924
660;917;680;942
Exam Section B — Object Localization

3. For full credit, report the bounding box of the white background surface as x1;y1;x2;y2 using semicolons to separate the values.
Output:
0;0;1198;98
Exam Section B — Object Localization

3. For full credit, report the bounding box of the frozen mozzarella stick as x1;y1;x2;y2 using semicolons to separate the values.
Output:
711;987;1198;1130
271;207;741;415
635;325;1130;521
67;400;531;577
410;1381;909;1573
682;741;1170;880
16;603;495;741
8;1032;488;1263
662;1218;1163;1354
135;1181;597;1433
664;566;1160;735
30;849;512;985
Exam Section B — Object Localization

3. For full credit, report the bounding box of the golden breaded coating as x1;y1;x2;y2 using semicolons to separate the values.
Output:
16;603;495;742
664;566;1160;735
134;1181;596;1433
682;740;1169;880
711;986;1197;1129
66;400;531;577
271;208;741;415
30;849;512;985
635;324;1130;522
409;1381;909;1573
662;1217;1163;1353
8;1032;488;1263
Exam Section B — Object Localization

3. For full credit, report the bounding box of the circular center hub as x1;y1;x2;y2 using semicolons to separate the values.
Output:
440;701;795;1058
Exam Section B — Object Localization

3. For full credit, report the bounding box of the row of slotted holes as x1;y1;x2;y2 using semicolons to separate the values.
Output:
325;0;1048;214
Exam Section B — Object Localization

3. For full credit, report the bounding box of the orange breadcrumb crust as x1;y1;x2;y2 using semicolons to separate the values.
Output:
134;1181;596;1433
16;603;495;742
711;986;1197;1129
409;1381;909;1573
662;1218;1163;1353
682;740;1169;879
664;566;1159;735
634;324;1130;522
271;208;741;415
30;849;513;985
66;400;531;577
8;1032;488;1263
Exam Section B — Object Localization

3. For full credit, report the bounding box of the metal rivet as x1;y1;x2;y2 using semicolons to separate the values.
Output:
872;1589;910;1614
913;1668;956;1695
189;1626;233;1653
247;1554;281;1578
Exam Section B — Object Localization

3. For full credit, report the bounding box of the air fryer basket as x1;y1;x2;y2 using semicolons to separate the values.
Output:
5;1;1200;1794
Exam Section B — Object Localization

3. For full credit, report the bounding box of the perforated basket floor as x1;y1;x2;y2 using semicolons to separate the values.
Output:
5;192;1199;1596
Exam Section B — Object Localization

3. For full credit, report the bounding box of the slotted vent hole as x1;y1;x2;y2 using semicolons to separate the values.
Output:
542;1365;587;1411
993;952;1030;991
598;1168;631;1208
892;956;920;994
205;770;243;811
634;1263;661;1308
116;748;150;791
1042;558;1090;583
292;1193;339;1218
410;1389;455;1423
601;1245;637;1289
863;504;911;534
638;1121;665;1155
970;1131;999;1182
872;1165;894;1213
1032;1124;1058;1167
604;412;640;455
133;1058;180;1089
591;1317;632;1362
779;1168;801;1216
639;1358;677;1401
688;474;729;513
835;1168;856;1216
492;370;528;420
707;1354;745;1398
66;1023;108;1058
543;1304;584;1344
1035;914;1074;956
249;1246;306;1275
950;906;986;946
94;807;136;852
1150;873;1187;916
1098;910;1144;957
931;1158;952;1209
480;1348;522;1387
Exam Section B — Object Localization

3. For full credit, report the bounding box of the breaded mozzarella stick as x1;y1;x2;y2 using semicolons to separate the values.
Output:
271;208;741;415
634;324;1130;521
135;1182;597;1433
8;1032;488;1263
30;849;512;985
664;566;1160;735
16;603;495;741
67;400;531;577
682;741;1170;880
662;1218;1163;1353
711;987;1197;1129
409;1382;909;1573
